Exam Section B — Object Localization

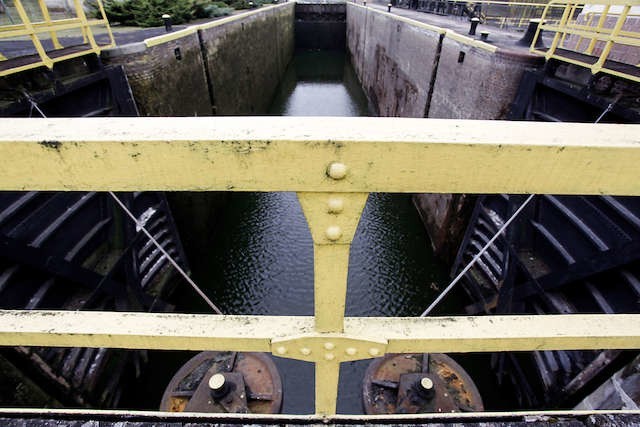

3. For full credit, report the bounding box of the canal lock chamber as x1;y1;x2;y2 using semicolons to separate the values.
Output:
134;5;475;414
2;0;639;416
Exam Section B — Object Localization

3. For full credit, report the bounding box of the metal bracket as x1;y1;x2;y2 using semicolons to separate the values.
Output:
271;333;388;363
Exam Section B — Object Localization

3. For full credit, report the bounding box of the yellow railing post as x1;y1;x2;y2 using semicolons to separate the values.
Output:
575;12;594;51
298;191;368;415
592;4;630;73
586;4;610;55
95;0;115;47
545;1;574;59
559;2;579;47
298;191;368;333
73;0;98;49
12;0;53;68
36;0;62;49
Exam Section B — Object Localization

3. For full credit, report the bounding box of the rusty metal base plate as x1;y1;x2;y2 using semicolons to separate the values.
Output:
160;351;282;414
363;353;484;414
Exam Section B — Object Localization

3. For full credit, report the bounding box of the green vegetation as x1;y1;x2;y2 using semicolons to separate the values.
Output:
99;0;235;27
229;0;274;10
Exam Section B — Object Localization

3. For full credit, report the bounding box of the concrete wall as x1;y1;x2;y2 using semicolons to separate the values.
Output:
295;3;346;50
200;3;294;115
429;36;544;119
102;3;295;116
347;4;442;117
346;3;544;119
345;4;543;259
413;193;476;263
102;34;211;117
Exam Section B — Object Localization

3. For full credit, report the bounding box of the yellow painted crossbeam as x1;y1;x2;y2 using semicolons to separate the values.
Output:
1;311;639;355
2;116;640;415
0;311;312;351
1;117;639;195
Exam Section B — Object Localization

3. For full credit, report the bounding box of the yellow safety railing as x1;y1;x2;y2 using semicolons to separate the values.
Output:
474;0;566;29
531;0;640;82
0;0;114;76
409;0;567;29
0;117;640;417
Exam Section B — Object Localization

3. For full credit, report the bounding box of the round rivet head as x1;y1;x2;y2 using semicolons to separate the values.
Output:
324;342;335;350
327;197;344;214
327;162;347;180
345;347;357;356
275;346;287;355
369;348;380;357
300;347;311;356
208;373;225;391
325;225;342;241
420;377;434;390
324;353;335;361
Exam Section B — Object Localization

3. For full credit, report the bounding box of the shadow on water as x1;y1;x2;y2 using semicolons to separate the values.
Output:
125;50;484;414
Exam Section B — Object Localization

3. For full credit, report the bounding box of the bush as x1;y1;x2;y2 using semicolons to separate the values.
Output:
192;0;232;18
229;0;272;10
203;4;233;17
101;0;233;26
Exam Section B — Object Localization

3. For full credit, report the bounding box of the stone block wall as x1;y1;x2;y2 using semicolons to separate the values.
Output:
199;3;295;115
345;4;543;259
102;33;211;117
429;36;544;119
347;4;443;117
102;3;295;117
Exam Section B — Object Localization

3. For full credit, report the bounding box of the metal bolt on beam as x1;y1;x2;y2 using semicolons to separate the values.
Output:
327;162;347;180
327;198;344;213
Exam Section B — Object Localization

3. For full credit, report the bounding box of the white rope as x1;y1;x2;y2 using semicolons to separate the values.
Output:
420;194;535;317
17;92;220;313
420;97;621;317
594;93;622;124
21;90;46;118
109;192;222;314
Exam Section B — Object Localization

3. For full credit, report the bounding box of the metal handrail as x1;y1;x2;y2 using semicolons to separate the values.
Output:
0;116;639;416
531;0;640;82
0;0;115;76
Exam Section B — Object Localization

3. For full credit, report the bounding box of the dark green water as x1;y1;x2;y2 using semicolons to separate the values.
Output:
192;50;448;414
128;51;453;414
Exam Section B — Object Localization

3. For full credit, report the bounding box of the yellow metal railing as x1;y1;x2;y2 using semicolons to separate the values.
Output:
408;0;567;29
531;0;640;82
0;0;114;76
473;0;566;29
1;117;640;417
